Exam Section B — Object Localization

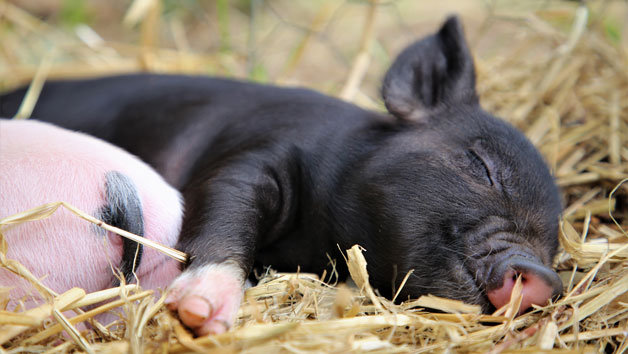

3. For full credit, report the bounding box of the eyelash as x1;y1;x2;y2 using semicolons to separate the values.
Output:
467;149;493;186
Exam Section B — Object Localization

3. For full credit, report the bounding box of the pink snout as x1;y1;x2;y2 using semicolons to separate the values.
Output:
487;257;563;314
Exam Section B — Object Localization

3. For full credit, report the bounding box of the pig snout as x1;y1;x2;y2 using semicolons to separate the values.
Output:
486;256;563;314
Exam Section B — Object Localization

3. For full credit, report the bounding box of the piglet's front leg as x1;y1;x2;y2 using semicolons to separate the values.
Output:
165;262;244;335
165;159;285;336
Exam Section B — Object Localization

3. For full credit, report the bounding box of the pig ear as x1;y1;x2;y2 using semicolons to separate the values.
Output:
100;171;145;285
382;16;478;122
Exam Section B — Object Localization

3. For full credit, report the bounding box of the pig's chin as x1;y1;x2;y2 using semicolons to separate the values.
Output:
420;218;512;313
444;253;493;313
405;251;491;313
457;217;555;313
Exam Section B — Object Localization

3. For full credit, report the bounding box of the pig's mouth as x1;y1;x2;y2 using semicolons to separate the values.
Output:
457;219;563;313
451;251;539;313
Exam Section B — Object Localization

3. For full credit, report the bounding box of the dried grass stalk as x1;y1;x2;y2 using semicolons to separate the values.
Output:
1;1;627;353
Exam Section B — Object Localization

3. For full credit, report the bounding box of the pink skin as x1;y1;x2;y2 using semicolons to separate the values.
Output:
165;263;244;335
487;269;555;315
0;120;182;312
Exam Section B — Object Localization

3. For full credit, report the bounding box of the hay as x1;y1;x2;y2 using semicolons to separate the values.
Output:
1;0;627;353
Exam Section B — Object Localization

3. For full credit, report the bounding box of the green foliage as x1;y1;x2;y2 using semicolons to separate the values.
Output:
162;0;197;17
217;0;231;52
59;0;90;27
603;19;621;44
248;62;269;83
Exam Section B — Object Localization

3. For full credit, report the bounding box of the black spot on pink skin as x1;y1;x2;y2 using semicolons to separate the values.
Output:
99;171;145;285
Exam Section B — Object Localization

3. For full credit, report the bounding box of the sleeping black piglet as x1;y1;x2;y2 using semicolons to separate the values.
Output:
0;16;563;335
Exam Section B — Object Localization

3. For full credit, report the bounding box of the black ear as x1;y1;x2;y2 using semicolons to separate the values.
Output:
382;16;478;122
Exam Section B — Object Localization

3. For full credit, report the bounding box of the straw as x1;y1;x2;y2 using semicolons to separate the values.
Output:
1;1;627;352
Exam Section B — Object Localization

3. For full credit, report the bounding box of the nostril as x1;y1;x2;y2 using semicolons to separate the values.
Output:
518;272;531;284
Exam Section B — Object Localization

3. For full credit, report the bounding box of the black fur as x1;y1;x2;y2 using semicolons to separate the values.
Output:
99;171;144;285
0;16;561;311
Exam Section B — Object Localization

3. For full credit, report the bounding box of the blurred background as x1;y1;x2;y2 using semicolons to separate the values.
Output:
1;0;626;96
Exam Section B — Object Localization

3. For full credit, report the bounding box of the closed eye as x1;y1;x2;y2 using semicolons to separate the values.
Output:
466;149;494;186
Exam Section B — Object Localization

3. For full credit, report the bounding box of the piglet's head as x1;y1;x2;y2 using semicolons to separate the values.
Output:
363;16;562;313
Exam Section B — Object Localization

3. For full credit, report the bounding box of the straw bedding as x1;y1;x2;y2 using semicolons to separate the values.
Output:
1;1;627;353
